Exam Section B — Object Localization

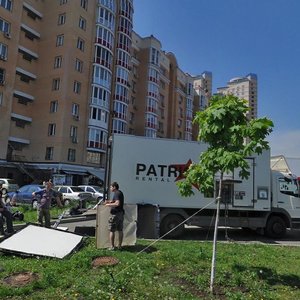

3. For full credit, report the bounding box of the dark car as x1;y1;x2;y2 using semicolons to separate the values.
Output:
6;184;61;209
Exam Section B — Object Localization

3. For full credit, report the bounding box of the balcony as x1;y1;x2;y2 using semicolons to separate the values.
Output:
23;2;43;20
18;46;38;62
20;23;41;40
16;67;37;82
14;90;35;104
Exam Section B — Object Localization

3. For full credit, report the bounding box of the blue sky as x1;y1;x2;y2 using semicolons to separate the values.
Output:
133;0;300;173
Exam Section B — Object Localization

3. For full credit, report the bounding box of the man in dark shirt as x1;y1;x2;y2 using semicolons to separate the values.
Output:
105;182;124;250
33;181;61;228
0;181;14;235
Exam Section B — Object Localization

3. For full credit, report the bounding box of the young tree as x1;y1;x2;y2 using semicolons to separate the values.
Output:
177;94;273;292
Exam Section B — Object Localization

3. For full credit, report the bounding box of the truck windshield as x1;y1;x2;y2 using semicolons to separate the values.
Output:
278;177;300;197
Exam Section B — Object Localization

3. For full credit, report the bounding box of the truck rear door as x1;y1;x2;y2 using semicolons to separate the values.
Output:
232;158;255;208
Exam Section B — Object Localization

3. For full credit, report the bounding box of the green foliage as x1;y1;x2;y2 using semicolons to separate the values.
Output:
178;94;273;196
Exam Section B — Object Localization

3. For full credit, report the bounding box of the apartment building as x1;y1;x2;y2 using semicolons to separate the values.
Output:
216;73;258;119
130;32;212;141
0;0;134;185
0;0;212;186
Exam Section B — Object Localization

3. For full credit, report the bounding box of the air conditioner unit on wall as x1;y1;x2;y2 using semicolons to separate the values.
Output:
0;55;7;61
0;80;5;86
4;32;11;39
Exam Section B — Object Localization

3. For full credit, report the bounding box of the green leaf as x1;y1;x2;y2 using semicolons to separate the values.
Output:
178;94;274;198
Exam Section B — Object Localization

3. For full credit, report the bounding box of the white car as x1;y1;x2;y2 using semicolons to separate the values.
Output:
0;178;19;194
55;185;93;206
78;185;103;201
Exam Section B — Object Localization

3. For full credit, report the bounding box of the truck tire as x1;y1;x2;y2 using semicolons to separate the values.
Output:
160;214;185;238
265;216;287;238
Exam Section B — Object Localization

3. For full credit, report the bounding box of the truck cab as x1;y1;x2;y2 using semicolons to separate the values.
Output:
270;171;300;232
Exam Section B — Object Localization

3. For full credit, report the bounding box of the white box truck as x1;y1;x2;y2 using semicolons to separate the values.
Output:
107;134;300;238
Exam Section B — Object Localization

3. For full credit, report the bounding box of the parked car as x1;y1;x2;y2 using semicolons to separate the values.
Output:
0;178;19;194
54;186;93;207
6;184;62;209
78;185;103;201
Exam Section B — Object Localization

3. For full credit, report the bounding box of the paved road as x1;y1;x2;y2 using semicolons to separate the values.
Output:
183;226;300;247
61;217;300;247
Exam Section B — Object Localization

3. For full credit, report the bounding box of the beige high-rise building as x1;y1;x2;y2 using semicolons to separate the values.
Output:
130;32;212;141
0;0;212;186
216;73;258;119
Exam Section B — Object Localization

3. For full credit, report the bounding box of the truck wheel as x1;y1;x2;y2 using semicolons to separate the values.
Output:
160;214;185;238
265;216;286;238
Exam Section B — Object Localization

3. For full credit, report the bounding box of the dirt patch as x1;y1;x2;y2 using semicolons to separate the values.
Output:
3;271;39;287
92;256;119;268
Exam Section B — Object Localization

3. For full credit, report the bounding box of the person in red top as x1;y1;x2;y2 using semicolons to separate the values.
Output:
105;182;125;250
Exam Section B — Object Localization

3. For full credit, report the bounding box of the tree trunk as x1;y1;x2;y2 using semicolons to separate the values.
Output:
210;172;223;293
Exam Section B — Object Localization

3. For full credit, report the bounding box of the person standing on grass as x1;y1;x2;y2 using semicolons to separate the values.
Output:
105;182;125;250
0;181;14;235
33;181;62;228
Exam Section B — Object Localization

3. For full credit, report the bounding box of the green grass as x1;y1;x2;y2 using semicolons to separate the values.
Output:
0;233;300;299
2;207;300;299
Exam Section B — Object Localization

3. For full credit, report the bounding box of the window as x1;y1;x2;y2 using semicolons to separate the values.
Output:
48;123;56;136
60;0;68;4
70;126;78;138
54;56;62;68
94;45;113;69
0;0;12;11
0;91;3;105
68;149;76;162
96;26;114;50
72;103;79;116
91;86;110;108
52;78;60;90
86;151;101;164
50;100;58;113
75;59;83;72
0;68;5;84
79;17;86;30
97;7;115;31
58;13;66;25
93;65;111;89
90;106;108;122
0;17;10;33
88;128;107;149
99;0;115;11
77;38;85;51
73;81;81;94
0;43;7;60
56;34;64;46
150;47;160;66
45;147;54;160
80;0;88;10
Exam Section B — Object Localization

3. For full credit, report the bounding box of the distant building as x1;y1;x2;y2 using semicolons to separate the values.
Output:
0;1;211;185
216;73;257;119
130;32;212;141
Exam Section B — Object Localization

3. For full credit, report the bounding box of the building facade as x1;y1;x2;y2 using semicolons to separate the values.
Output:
216;73;258;119
0;0;212;186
